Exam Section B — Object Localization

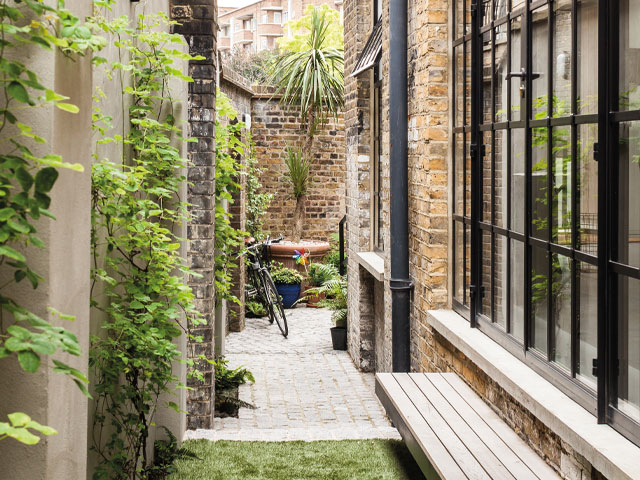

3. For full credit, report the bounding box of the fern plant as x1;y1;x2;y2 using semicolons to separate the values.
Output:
305;266;347;327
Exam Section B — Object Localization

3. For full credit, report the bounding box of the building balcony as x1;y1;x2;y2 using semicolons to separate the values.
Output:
233;29;254;43
258;23;283;36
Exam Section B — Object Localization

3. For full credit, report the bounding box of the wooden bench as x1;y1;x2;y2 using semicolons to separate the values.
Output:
376;372;560;480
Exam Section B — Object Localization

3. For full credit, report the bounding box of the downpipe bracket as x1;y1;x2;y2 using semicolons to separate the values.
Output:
389;278;414;292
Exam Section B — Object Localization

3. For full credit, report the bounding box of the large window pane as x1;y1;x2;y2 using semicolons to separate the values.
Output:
495;23;508;122
455;0;464;40
494;235;508;329
531;247;549;355
455;133;464;215
455;46;464;127
552;126;572;246
481;0;491;26
495;129;507;227
510;17;522;121
482;131;492;222
551;254;572;371
618;122;640;269
494;0;508;19
577;0;598;114
617;275;640;422
483;30;492;124
577;124;598;255
510;240;525;342
465;224;471;305
619;0;640;111
465;42;472;126
531;6;549;119
553;0;572;117
532;127;549;240
481;230;492;317
455;221;464;303
511;128;525;233
466;132;472;217
577;261;597;389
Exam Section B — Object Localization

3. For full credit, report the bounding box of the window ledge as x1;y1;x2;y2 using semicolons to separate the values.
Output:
356;251;384;281
427;309;640;480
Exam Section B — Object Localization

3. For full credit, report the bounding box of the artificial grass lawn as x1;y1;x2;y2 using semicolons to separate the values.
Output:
169;439;424;480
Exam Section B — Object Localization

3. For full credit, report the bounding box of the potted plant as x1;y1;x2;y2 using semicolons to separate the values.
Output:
214;357;255;418
270;263;304;308
306;263;339;308
306;274;347;350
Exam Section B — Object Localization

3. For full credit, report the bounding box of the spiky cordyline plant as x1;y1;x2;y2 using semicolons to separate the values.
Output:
285;145;311;241
269;7;344;241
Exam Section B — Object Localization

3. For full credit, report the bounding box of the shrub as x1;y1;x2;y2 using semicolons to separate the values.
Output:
245;300;267;318
308;263;339;287
270;264;304;285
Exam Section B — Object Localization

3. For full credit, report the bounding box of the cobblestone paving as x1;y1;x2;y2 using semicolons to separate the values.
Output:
185;307;400;441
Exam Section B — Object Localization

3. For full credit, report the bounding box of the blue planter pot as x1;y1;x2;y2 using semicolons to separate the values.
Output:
275;283;301;309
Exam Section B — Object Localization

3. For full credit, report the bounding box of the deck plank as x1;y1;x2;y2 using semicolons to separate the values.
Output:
439;373;559;479
393;373;492;480
376;373;466;479
417;373;540;480
411;373;518;480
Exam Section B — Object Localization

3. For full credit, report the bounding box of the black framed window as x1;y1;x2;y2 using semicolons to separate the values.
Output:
453;0;639;446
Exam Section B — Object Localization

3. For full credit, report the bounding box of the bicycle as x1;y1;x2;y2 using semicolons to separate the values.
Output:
245;236;288;338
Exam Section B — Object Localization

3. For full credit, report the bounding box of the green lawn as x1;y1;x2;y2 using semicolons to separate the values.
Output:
169;439;424;480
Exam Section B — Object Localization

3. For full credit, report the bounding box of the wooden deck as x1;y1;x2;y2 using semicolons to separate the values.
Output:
376;373;561;480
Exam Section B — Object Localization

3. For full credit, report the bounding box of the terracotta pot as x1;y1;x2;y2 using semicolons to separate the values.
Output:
269;241;331;274
306;291;326;308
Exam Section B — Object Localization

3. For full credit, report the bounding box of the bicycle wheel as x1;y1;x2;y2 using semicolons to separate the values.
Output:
248;267;273;323
263;272;288;337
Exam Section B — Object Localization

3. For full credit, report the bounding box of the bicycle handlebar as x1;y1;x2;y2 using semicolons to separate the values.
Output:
245;235;284;252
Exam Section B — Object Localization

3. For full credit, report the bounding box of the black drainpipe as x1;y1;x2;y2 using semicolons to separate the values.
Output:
389;0;412;372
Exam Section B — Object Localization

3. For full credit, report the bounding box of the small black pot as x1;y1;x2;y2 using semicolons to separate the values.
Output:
330;326;347;350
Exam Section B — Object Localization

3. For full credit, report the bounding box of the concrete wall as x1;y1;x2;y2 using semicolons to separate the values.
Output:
0;1;93;478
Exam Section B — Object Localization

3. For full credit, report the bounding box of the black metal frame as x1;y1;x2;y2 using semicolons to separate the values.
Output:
453;0;640;446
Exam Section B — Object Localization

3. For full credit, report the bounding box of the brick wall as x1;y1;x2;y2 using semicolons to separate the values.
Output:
170;0;217;430
251;92;346;242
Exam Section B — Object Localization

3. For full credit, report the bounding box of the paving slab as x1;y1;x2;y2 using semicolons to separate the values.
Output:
185;307;400;442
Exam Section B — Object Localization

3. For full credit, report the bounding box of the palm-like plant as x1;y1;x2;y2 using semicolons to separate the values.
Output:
269;7;344;241
285;145;311;241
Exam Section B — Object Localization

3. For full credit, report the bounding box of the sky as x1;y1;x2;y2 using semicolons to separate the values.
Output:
219;0;257;7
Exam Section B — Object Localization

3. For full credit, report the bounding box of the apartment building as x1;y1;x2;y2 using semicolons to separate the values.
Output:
218;0;343;53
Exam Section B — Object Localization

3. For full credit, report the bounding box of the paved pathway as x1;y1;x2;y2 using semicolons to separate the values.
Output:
185;307;400;441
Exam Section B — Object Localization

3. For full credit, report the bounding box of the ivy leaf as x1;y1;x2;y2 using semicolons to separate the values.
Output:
7;325;31;340
55;103;79;114
34;167;58;193
8;412;30;427
0;207;15;221
8;219;30;234
8;82;30;104
0;245;26;262
11;427;40;445
26;420;56;436
18;351;40;373
15;167;33;191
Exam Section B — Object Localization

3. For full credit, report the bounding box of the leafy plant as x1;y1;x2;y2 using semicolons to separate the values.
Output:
214;357;256;414
307;263;339;287
323;233;341;269
269;7;344;241
224;48;280;85
246;153;273;241
284;145;311;241
245;300;267;318
306;275;347;327
277;4;344;53
147;427;201;480
270;264;304;285
90;9;205;479
0;0;104;445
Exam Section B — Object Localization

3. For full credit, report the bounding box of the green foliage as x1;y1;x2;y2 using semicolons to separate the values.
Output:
270;264;304;285
245;300;267;318
0;412;57;445
269;7;344;130
277;4;344;53
284;145;310;199
90;10;204;480
307;262;339;287
323;233;341;269
306;275;347;327
245;154;273;241
214;357;256;414
215;89;249;306
0;0;103;445
147;427;201;480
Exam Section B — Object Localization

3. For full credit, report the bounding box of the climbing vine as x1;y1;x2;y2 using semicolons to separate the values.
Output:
89;7;203;479
0;0;103;444
214;90;248;305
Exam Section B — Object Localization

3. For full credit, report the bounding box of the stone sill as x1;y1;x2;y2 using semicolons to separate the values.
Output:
356;251;384;282
427;309;640;480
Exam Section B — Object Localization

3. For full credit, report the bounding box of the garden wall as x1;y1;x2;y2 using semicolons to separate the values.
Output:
251;88;346;242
